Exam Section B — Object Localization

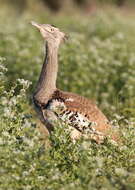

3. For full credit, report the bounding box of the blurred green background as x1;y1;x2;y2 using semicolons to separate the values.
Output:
0;1;135;190
1;0;135;13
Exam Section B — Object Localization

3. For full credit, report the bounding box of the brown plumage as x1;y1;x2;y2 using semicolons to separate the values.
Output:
31;21;117;143
52;90;110;132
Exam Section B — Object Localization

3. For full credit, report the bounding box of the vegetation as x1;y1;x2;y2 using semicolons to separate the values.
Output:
1;0;135;13
0;6;135;190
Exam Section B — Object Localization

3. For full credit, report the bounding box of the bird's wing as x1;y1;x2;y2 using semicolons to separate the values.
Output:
49;89;114;138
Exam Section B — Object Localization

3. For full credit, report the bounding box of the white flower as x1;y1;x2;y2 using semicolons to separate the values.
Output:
115;168;128;176
17;78;32;88
2;131;10;137
22;171;29;177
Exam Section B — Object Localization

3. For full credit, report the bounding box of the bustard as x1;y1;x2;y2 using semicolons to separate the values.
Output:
31;21;117;143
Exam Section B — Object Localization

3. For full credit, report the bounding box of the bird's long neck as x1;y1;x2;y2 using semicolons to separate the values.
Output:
34;42;59;104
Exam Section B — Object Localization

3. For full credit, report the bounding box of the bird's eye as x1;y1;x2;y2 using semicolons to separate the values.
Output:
51;28;54;32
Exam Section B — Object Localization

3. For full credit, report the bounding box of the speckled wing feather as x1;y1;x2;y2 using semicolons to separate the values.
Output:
45;89;116;142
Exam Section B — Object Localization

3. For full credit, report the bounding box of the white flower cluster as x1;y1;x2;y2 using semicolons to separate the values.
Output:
17;78;32;89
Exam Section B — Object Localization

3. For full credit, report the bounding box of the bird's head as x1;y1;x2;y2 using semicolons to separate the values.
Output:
31;21;68;47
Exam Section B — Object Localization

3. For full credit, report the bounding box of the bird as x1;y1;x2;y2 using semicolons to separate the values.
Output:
31;21;117;143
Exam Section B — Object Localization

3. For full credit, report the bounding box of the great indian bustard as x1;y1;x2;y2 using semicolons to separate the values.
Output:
31;21;117;143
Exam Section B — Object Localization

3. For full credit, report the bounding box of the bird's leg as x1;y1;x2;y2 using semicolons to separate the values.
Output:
42;109;58;133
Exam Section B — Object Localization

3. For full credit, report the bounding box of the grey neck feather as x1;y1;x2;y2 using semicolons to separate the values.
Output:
34;42;59;104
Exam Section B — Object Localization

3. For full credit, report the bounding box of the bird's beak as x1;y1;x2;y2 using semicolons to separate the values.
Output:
31;21;42;30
